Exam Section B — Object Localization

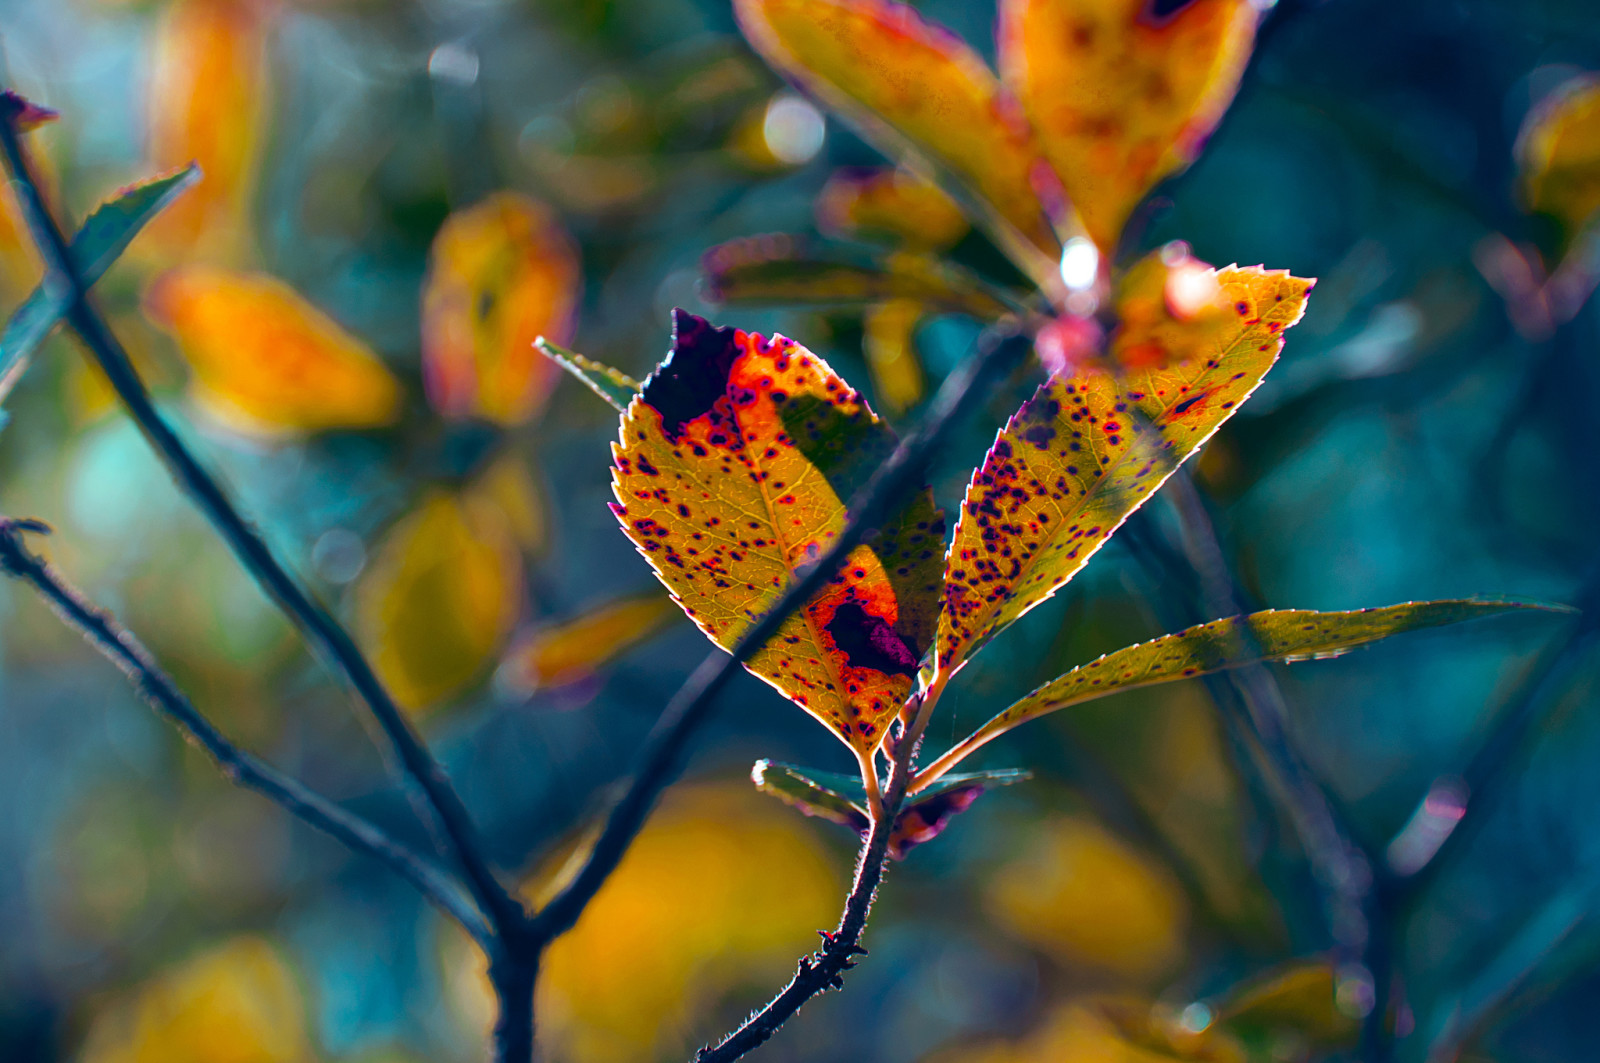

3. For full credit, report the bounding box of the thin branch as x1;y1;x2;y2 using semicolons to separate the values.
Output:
0;97;525;934
527;326;1033;944
0;517;493;945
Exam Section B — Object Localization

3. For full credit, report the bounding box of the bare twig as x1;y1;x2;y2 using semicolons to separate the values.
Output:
0;517;492;944
0;94;525;934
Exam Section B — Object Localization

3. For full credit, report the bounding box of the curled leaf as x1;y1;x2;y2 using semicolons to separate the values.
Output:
936;266;1313;676
999;0;1258;251
1517;74;1600;241
815;166;969;249
733;0;1064;274
498;593;676;694
0;90;59;132
355;492;523;713
422;191;583;426
612;309;942;756
144;266;402;434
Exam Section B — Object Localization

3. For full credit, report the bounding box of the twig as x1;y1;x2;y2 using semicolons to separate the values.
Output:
0;517;492;945
527;326;1033;944
0;94;525;934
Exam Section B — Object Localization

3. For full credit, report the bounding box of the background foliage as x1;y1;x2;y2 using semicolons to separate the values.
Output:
2;0;1600;1061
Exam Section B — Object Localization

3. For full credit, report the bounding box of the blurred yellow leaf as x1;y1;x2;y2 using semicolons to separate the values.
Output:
1517;74;1600;240
142;0;269;262
862;296;925;415
448;784;841;1063
498;593;675;693
77;936;310;1063
143;266;402;434
930;1001;1237;1063
421;192;582;425
1217;958;1357;1045
815;167;970;249
999;0;1257;252
1111;246;1236;369
464;452;547;554
984;814;1186;978
734;0;1064;272
356;491;523;713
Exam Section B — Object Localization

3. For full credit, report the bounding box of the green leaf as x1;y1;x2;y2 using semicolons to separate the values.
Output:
0;164;201;406
534;337;639;413
702;237;1019;317
918;599;1569;788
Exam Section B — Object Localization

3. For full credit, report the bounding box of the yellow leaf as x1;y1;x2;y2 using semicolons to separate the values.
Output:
142;0;269;262
862;296;926;416
936;267;1313;676
355;491;523;713
143;266;402;434
1217;958;1357;1045
815;166;970;249
464;452;547;554
77;936;310;1063
612;310;943;757
1517;74;1600;240
421;192;582;425
498;593;676;693
448;784;841;1063
734;0;1064;275
1111;246;1237;369
999;0;1258;252
985;815;1186;978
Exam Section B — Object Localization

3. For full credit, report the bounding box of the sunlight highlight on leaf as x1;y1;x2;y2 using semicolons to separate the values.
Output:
498;593;676;693
1111;246;1237;369
999;0;1258;251
422;191;582;425
733;0;1065;274
1517;74;1600;240
355;491;523;713
612;309;942;756
935;266;1312;676
143;266;402;434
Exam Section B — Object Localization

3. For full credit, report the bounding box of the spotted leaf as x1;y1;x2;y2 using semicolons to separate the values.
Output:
733;0;1064;277
1517;74;1600;242
144;266;402;434
936;266;1312;676
612;309;943;755
921;599;1562;787
422;192;582;426
999;0;1258;251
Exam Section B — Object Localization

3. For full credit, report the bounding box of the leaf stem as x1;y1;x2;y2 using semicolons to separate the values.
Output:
0;95;527;937
0;518;493;945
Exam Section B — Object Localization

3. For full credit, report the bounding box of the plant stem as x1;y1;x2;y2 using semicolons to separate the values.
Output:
490;947;540;1063
0;95;526;936
0;518;492;944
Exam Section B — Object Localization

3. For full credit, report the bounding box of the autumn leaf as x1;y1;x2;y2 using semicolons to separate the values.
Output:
920;599;1563;788
1216;958;1356;1046
612;309;942;758
355;491;523;713
143;266;402;434
422;191;582;426
0;90;59;132
732;0;1065;279
862;297;925;415
936;266;1313;677
497;593;676;693
141;0;269;261
1517;73;1600;242
1110;245;1238;369
535;338;640;414
815;166;969;249
999;0;1258;252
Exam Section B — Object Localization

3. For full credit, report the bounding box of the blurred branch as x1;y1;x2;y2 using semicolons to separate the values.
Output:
0;517;493;945
0;95;527;938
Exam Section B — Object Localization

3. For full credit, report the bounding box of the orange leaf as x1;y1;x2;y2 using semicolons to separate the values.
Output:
999;0;1258;252
144;266;402;434
937;267;1312;675
421;192;582;426
1517;73;1600;241
815;166;969;249
1111;245;1237;369
142;0;269;261
612;309;942;756
355;491;523;713
734;0;1064;276
498;594;676;693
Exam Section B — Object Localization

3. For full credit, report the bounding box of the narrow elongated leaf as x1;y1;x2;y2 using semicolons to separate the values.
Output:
1517;74;1600;241
999;0;1258;251
733;0;1064;271
936;266;1313;675
498;593;676;693
0;166;201;406
815;166;969;249
702;236;1014;317
923;600;1563;784
612;309;942;755
535;338;639;413
422;191;582;426
143;266;402;434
